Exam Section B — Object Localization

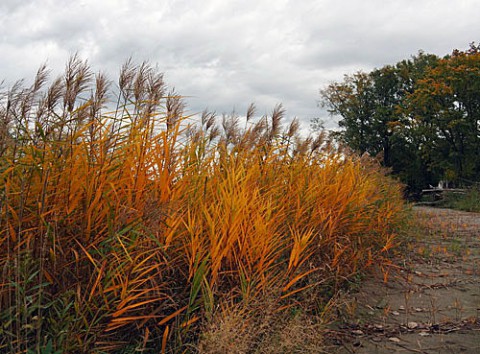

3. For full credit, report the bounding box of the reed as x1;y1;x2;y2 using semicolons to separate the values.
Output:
0;57;407;353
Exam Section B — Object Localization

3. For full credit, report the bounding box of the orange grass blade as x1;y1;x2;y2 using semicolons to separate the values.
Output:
157;305;188;326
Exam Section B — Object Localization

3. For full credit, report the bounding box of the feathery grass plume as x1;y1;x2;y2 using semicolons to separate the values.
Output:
201;110;216;131
250;114;268;145
89;72;109;120
268;103;285;141
44;76;64;114
132;61;150;105
64;53;92;113
118;58;136;102
293;135;313;157
20;64;49;123
221;111;240;145
200;110;220;144
166;89;184;132
286;117;299;139
245;102;256;123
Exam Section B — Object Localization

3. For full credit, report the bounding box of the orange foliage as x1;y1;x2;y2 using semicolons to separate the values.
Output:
0;58;407;352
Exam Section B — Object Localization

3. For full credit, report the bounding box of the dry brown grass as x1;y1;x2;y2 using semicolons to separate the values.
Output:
197;297;327;354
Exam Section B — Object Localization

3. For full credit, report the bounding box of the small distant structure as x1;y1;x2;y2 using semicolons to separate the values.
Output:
420;181;466;205
437;180;452;189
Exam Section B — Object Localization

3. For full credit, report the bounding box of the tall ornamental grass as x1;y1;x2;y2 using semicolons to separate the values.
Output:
0;57;406;353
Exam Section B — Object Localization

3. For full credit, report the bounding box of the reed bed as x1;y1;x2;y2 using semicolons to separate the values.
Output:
0;57;407;353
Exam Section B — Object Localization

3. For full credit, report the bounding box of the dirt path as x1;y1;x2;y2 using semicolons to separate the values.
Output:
329;206;480;354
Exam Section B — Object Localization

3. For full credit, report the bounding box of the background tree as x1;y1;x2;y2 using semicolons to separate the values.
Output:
320;72;375;155
318;45;480;195
404;43;480;185
392;52;440;193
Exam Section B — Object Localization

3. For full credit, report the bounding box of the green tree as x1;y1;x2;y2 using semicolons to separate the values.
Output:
319;45;480;195
320;71;376;155
405;44;480;184
391;52;440;192
319;51;441;195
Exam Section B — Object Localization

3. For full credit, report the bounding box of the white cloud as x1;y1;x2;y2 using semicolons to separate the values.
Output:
1;0;479;130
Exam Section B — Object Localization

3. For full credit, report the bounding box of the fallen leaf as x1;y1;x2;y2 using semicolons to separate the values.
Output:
408;322;418;329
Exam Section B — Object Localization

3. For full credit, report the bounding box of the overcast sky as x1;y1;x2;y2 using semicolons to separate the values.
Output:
1;0;478;129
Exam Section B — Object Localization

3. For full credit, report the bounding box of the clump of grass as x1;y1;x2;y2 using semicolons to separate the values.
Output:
0;57;407;353
440;188;480;212
197;298;326;354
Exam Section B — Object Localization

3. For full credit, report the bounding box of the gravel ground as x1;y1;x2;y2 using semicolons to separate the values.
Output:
329;207;480;354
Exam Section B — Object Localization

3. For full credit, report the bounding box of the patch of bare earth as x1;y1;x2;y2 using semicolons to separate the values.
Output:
328;206;480;354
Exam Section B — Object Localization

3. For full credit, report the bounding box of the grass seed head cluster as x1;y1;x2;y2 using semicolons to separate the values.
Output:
0;57;406;352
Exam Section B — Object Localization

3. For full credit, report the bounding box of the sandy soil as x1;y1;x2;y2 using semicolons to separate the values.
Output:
329;206;480;354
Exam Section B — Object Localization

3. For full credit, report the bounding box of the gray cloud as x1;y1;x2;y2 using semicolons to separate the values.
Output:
1;0;479;130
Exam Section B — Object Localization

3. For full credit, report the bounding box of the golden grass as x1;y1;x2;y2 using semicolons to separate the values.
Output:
0;57;407;353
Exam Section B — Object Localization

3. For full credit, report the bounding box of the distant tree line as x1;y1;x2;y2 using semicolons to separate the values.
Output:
320;43;480;197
